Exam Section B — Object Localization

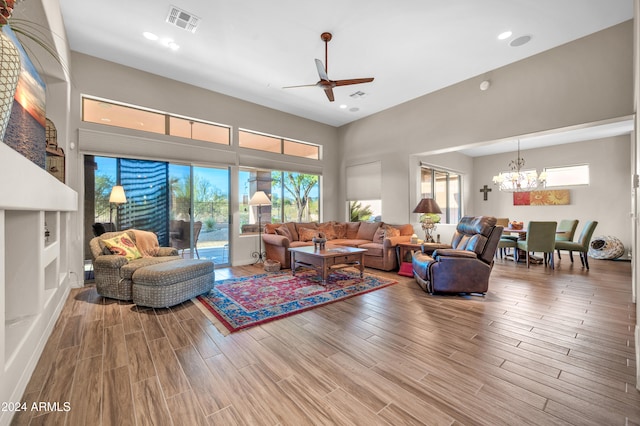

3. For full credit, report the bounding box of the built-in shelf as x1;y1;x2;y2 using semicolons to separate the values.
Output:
0;142;78;426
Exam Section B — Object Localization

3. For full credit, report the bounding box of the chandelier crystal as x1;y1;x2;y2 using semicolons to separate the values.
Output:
492;140;547;192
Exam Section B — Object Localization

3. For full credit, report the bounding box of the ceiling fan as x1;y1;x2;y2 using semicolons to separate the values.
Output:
283;32;374;102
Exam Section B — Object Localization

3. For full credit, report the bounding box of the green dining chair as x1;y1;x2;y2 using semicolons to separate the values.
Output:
554;221;598;270
555;219;579;259
496;218;517;259
516;221;557;269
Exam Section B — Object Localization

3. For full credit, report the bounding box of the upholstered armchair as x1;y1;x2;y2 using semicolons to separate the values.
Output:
90;230;179;301
412;216;502;295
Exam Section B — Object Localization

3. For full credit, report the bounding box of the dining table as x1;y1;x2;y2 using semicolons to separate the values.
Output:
503;226;543;264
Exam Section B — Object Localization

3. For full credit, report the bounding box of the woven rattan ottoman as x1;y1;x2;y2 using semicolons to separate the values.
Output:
131;259;214;308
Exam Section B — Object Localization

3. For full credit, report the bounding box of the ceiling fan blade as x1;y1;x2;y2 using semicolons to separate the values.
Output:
315;58;330;81
282;84;317;89
334;78;374;87
323;87;335;102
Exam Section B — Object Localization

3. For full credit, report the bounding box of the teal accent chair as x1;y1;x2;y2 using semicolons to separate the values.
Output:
554;221;598;270
555;219;579;259
516;221;557;269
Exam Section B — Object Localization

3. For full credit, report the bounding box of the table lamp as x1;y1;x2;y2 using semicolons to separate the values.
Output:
413;198;442;243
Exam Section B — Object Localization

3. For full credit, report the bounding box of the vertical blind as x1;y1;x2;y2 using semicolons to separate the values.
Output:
346;161;382;201
118;159;170;246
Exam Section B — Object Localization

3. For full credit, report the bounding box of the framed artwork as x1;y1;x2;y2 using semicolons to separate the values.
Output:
2;26;47;169
514;190;570;206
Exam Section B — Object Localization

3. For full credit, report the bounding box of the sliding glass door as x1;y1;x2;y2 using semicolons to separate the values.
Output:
169;164;230;265
85;156;231;273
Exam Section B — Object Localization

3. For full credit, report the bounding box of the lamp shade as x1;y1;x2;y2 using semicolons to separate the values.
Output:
413;198;442;214
248;191;271;206
109;185;127;204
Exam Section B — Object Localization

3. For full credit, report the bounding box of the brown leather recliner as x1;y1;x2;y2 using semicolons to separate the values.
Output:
412;216;502;295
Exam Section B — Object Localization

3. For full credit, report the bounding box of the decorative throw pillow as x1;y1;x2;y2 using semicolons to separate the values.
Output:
317;223;337;240
298;227;319;242
373;227;386;244
275;225;293;240
264;223;281;234
101;234;143;260
385;226;401;238
373;225;401;243
333;223;347;239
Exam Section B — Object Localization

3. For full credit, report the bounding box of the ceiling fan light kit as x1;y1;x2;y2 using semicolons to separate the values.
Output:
283;32;374;102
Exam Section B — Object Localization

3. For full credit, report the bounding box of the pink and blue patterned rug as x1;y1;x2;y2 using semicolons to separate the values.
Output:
195;268;397;334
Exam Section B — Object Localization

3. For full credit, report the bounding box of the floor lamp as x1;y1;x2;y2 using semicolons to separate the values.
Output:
109;185;127;231
248;191;271;263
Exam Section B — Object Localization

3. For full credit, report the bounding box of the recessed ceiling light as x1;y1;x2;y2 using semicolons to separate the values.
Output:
510;35;532;47
349;107;360;112
339;104;347;109
167;41;180;51
498;31;512;40
143;32;158;41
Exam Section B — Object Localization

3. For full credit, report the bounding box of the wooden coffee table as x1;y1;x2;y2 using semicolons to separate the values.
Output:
289;246;366;284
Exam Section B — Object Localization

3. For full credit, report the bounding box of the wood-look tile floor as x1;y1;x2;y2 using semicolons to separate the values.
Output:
11;257;640;425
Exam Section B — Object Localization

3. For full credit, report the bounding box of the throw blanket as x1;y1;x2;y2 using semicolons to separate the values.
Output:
132;230;160;257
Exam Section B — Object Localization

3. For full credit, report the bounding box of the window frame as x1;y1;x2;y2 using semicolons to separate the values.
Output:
238;128;321;160
543;164;590;188
82;96;231;145
419;165;463;224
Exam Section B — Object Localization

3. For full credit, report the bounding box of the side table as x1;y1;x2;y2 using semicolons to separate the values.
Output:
396;242;450;277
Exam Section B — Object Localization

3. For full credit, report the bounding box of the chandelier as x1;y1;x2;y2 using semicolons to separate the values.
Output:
492;140;547;192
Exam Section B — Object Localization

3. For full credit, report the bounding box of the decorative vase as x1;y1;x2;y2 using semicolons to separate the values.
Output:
0;28;21;141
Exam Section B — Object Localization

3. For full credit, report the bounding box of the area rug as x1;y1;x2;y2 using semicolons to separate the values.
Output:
194;268;397;334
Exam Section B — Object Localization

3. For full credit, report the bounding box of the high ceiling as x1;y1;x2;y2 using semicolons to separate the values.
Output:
56;0;633;129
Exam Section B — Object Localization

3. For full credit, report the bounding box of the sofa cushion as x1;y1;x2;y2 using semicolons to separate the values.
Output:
298;227;320;242
345;222;360;239
373;225;401;243
390;223;414;236
318;222;338;240
102;234;143;260
358;242;383;257
290;241;313;248
357;222;382;240
275;225;293;240
119;256;179;280
333;222;347;239
331;239;371;247
264;223;281;234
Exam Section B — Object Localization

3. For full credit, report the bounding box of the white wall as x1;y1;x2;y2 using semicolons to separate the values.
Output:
474;136;632;252
338;21;634;233
66;52;341;268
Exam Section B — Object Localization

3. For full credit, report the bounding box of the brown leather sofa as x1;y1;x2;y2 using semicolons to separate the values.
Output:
412;216;502;295
262;221;414;271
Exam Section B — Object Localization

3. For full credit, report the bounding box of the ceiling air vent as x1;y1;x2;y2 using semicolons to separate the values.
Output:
166;5;200;33
349;91;366;99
